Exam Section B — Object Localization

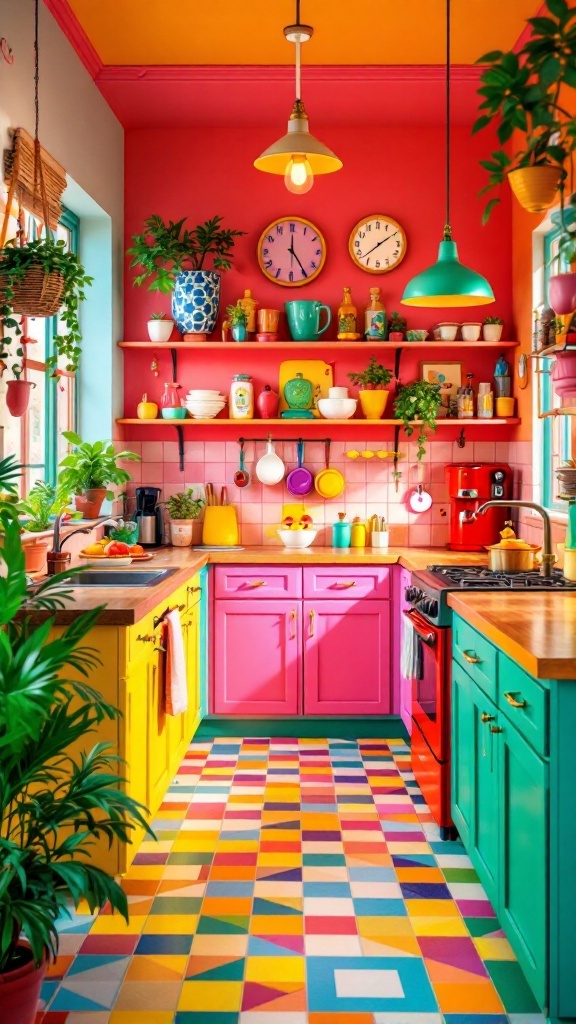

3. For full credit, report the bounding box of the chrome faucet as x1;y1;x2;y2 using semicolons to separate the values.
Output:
49;513;119;573
475;500;555;578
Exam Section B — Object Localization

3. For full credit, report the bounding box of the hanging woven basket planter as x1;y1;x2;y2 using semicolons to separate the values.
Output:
508;166;562;214
0;259;63;318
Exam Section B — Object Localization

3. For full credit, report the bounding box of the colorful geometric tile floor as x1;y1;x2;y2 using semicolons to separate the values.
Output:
36;737;546;1024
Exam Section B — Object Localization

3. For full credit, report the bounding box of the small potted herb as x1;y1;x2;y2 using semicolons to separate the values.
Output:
17;480;75;573
5;363;35;418
147;311;174;343
348;356;393;420
226;302;248;342
394;379;443;460
57;432;140;519
164;489;205;547
127;215;246;337
388;311;407;341
482;315;504;342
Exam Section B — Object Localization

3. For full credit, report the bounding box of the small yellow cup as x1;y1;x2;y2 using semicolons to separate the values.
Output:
558;543;576;581
496;396;515;417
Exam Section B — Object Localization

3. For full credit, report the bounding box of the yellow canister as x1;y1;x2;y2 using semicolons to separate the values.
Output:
350;517;367;547
202;506;239;546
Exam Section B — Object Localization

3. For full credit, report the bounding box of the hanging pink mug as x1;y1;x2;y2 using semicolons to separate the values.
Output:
6;379;35;417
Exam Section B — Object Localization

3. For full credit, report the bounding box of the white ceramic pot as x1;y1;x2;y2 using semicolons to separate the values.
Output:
482;323;503;342
147;319;175;343
461;322;482;342
170;519;194;547
328;386;349;399
438;322;459;340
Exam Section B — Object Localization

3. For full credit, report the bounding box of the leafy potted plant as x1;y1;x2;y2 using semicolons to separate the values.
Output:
473;1;576;220
5;363;35;418
164;489;205;547
483;315;504;342
0;236;93;372
147;311;174;343
226;302;248;342
348;356;393;420
127;215;246;337
17;480;75;573
57;432;141;519
388;311;407;341
0;508;150;1024
394;379;443;460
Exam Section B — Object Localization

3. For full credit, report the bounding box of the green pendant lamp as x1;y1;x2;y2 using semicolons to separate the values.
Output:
402;0;494;308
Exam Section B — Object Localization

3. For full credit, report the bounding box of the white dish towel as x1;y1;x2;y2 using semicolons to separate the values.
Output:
162;609;188;716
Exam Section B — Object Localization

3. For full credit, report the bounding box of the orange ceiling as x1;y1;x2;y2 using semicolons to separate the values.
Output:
66;0;542;67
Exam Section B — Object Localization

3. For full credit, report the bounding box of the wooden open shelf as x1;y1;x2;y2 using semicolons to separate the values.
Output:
119;339;520;351
117;417;520;427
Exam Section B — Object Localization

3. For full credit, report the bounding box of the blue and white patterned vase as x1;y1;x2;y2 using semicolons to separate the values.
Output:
172;270;221;335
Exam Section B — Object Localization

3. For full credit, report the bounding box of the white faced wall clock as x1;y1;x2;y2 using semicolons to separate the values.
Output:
257;217;327;286
349;214;407;274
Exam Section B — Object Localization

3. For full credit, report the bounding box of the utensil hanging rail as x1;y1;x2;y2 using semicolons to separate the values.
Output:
237;436;333;444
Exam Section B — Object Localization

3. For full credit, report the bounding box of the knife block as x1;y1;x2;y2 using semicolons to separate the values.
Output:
202;505;239;547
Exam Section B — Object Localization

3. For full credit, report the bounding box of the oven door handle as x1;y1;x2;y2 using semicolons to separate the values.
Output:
403;609;437;647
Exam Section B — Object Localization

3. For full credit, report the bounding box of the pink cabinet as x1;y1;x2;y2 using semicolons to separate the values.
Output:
213;600;300;715
304;565;390;600
214;566;302;600
303;599;391;715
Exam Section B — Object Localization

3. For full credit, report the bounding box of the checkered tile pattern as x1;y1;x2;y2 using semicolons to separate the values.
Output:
36;737;545;1023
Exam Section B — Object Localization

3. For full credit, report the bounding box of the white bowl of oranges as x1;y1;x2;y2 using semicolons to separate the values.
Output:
277;514;317;548
80;539;147;565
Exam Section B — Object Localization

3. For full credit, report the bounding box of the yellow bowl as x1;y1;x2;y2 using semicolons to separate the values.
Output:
314;467;345;499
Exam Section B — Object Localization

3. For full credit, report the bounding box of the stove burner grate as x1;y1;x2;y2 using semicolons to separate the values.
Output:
425;565;576;591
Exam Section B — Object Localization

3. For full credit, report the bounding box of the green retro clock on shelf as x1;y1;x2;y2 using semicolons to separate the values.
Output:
257;217;326;286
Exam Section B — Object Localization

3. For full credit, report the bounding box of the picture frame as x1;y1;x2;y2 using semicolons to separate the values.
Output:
419;360;463;414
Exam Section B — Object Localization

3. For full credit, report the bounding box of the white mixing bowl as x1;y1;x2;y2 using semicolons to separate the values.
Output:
317;397;357;420
277;529;317;548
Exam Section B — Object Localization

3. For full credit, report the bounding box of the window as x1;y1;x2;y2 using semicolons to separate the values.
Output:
0;205;78;495
538;216;576;513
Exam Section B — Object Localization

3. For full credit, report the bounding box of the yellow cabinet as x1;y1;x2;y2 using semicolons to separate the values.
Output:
51;572;204;876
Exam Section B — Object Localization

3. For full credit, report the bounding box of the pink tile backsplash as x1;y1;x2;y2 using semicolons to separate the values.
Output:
127;438;520;547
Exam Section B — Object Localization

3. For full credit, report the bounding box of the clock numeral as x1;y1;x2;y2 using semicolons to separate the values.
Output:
366;223;371;231
276;224;284;235
354;240;360;248
264;259;273;269
376;220;381;230
366;257;370;266
385;258;390;265
375;260;380;268
275;268;281;278
311;235;318;242
303;226;308;235
263;248;269;255
316;249;322;255
310;261;317;269
289;222;296;233
357;251;363;258
267;234;274;243
359;231;365;239
289;270;294;282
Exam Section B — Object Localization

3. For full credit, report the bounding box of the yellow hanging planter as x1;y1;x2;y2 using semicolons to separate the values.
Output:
508;166;561;214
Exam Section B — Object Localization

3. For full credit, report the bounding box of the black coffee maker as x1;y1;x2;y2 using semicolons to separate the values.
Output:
135;487;163;547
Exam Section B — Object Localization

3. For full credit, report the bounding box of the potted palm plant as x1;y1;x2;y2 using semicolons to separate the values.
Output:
17;480;76;573
0;483;151;1024
394;379;443;460
127;215;245;337
57;432;140;519
164;489;205;547
473;1;576;221
347;356;393;419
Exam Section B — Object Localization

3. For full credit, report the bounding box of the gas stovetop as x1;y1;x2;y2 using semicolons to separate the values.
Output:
407;564;576;627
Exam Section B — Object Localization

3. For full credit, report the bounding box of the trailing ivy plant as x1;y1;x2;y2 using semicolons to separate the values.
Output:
348;356;393;390
473;0;576;222
0;237;93;372
127;215;246;294
394;380;443;461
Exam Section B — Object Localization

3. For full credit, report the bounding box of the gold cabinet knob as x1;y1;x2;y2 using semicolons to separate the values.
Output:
481;712;495;723
504;691;527;709
463;650;481;664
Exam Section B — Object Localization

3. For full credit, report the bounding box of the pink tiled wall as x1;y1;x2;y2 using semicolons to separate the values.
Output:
120;438;517;549
510;440;568;559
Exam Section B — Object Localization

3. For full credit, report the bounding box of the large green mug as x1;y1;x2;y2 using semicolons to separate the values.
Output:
285;300;331;341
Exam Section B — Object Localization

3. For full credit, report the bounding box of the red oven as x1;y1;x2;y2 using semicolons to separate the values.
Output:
402;608;452;836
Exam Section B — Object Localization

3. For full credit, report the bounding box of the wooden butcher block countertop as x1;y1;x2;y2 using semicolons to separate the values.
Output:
448;591;576;680
38;545;488;626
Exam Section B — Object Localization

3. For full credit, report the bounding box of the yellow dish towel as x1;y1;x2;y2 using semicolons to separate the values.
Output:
162;610;188;716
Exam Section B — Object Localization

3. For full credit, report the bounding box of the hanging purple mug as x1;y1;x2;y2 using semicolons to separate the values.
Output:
286;440;313;496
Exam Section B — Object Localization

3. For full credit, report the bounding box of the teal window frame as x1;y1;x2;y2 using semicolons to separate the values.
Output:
542;218;573;512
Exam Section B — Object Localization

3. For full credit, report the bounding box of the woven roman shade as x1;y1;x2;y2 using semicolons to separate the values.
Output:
3;127;66;231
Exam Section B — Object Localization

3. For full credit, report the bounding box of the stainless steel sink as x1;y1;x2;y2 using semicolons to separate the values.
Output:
70;568;179;587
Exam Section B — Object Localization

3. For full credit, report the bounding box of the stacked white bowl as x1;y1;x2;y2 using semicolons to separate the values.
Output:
185;389;227;419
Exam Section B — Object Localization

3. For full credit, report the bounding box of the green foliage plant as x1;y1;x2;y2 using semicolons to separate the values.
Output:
164;490;205;521
127;215;246;294
17;481;75;532
347;356;393;390
225;303;248;328
394;379;443;460
473;0;576;222
58;432;140;502
149;311;169;320
0;237;93;371
388;311;408;335
483;315;504;325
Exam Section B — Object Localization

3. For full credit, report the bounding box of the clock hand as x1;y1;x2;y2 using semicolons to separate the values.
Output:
288;240;295;267
361;230;399;259
290;245;308;278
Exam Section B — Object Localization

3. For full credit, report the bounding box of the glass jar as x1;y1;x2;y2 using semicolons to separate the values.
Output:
160;382;182;409
230;374;254;419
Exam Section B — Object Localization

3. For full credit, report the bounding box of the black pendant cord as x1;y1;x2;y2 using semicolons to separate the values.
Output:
34;0;40;143
444;0;452;241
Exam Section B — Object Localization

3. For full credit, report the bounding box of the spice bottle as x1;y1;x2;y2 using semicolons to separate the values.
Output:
338;287;358;338
332;512;351;548
238;289;258;333
457;374;475;419
477;382;493;419
350;516;367;547
364;287;387;339
229;374;254;419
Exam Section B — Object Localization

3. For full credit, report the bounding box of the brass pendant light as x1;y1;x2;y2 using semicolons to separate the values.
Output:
254;0;342;194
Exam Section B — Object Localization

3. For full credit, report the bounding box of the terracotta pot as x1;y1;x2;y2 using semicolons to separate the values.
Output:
548;273;576;316
552;351;576;399
23;538;50;574
508;166;560;214
388;331;404;342
74;488;107;519
359;389;389;420
0;944;47;1024
5;380;35;417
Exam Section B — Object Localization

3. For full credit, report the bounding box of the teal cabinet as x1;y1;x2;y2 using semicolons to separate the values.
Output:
450;613;576;1022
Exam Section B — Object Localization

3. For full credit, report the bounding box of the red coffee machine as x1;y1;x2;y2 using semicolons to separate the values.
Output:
446;463;512;551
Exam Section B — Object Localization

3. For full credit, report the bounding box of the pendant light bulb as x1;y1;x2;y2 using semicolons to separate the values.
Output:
285;155;314;194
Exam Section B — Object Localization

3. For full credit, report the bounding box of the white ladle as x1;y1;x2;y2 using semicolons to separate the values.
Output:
255;439;285;485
